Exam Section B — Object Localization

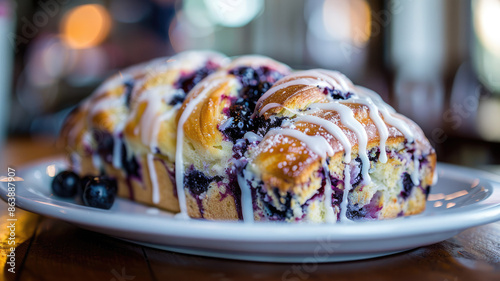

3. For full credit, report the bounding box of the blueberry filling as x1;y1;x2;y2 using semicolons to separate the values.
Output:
400;172;414;199
185;168;221;196
255;116;286;137
120;143;141;179
93;130;114;163
174;63;219;100
221;66;286;141
227;168;243;219
331;178;343;205
424;185;431;199
322;87;354;100
351;157;363;188
347;191;382;220
232;139;249;160
224;100;256;142
229;66;282;87
368;148;380;162
124;79;134;108
260;188;293;221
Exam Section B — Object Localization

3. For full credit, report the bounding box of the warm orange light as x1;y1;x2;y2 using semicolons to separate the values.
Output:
322;0;371;46
61;4;111;49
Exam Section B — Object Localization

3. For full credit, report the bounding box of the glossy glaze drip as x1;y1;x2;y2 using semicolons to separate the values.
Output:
252;70;419;222
356;86;414;142
310;103;371;183
257;78;331;106
150;105;180;152
340;165;352;222
71;152;82;174
147;153;160;204
244;131;263;143
92;153;102;171
293;115;352;163
138;90;164;147
323;163;336;223
112;121;126;169
411;156;420;186
238;167;254;223
339;96;389;163
175;79;224;218
259;103;282;116
112;134;122;168
267;128;334;159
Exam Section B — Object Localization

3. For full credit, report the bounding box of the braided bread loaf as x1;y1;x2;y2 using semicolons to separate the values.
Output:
61;51;436;222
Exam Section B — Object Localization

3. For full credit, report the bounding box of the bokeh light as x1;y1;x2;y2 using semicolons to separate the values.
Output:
474;0;500;55
322;0;371;46
204;0;264;28
61;4;112;49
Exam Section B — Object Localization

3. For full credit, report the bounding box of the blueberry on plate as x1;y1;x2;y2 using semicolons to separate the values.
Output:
77;175;97;202
83;177;117;210
52;171;80;198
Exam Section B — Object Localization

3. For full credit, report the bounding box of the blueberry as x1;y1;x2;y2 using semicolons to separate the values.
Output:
255;116;286;136
185;170;220;196
175;65;217;94
351;158;363;188
347;206;366;220
83;177;117;209
78;175;97;198
93;130;114;163
120;144;141;179
400;172;414;199
230;67;258;86
261;189;293;220
323;87;354;100
368;148;380;162
52;171;80;198
168;93;185;106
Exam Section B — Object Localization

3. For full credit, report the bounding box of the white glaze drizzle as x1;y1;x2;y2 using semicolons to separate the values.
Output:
432;169;438;185
293;115;352;163
137;90;164;147
112;134;122;168
147;153;161;204
259;103;282;116
70;152;82;174
267;128;334;159
88;97;124;119
175;79;225;218
411;156;420;186
339;165;352;222
92;153;102;171
112;121;126;169
339;96;389;163
356;86;414;142
219;117;234;131
257;78;331;106
310;103;371;183
238;167;254;223
323;163;336;223
244;131;263;143
305;69;353;91
149;104;180;152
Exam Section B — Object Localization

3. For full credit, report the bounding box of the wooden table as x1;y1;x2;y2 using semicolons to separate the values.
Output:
1;137;500;281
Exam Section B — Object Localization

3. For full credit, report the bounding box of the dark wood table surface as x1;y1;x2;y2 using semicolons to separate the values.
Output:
1;137;500;281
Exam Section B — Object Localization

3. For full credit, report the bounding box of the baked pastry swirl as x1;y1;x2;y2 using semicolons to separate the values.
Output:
61;51;436;223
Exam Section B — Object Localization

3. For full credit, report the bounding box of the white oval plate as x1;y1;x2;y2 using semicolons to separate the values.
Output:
2;159;500;263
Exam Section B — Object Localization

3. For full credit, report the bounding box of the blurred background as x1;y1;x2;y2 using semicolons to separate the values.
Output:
0;0;500;171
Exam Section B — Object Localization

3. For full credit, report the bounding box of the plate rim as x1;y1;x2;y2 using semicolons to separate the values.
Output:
1;157;500;243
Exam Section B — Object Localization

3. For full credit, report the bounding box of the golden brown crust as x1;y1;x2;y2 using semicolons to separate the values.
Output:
176;76;235;155
250;72;434;193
